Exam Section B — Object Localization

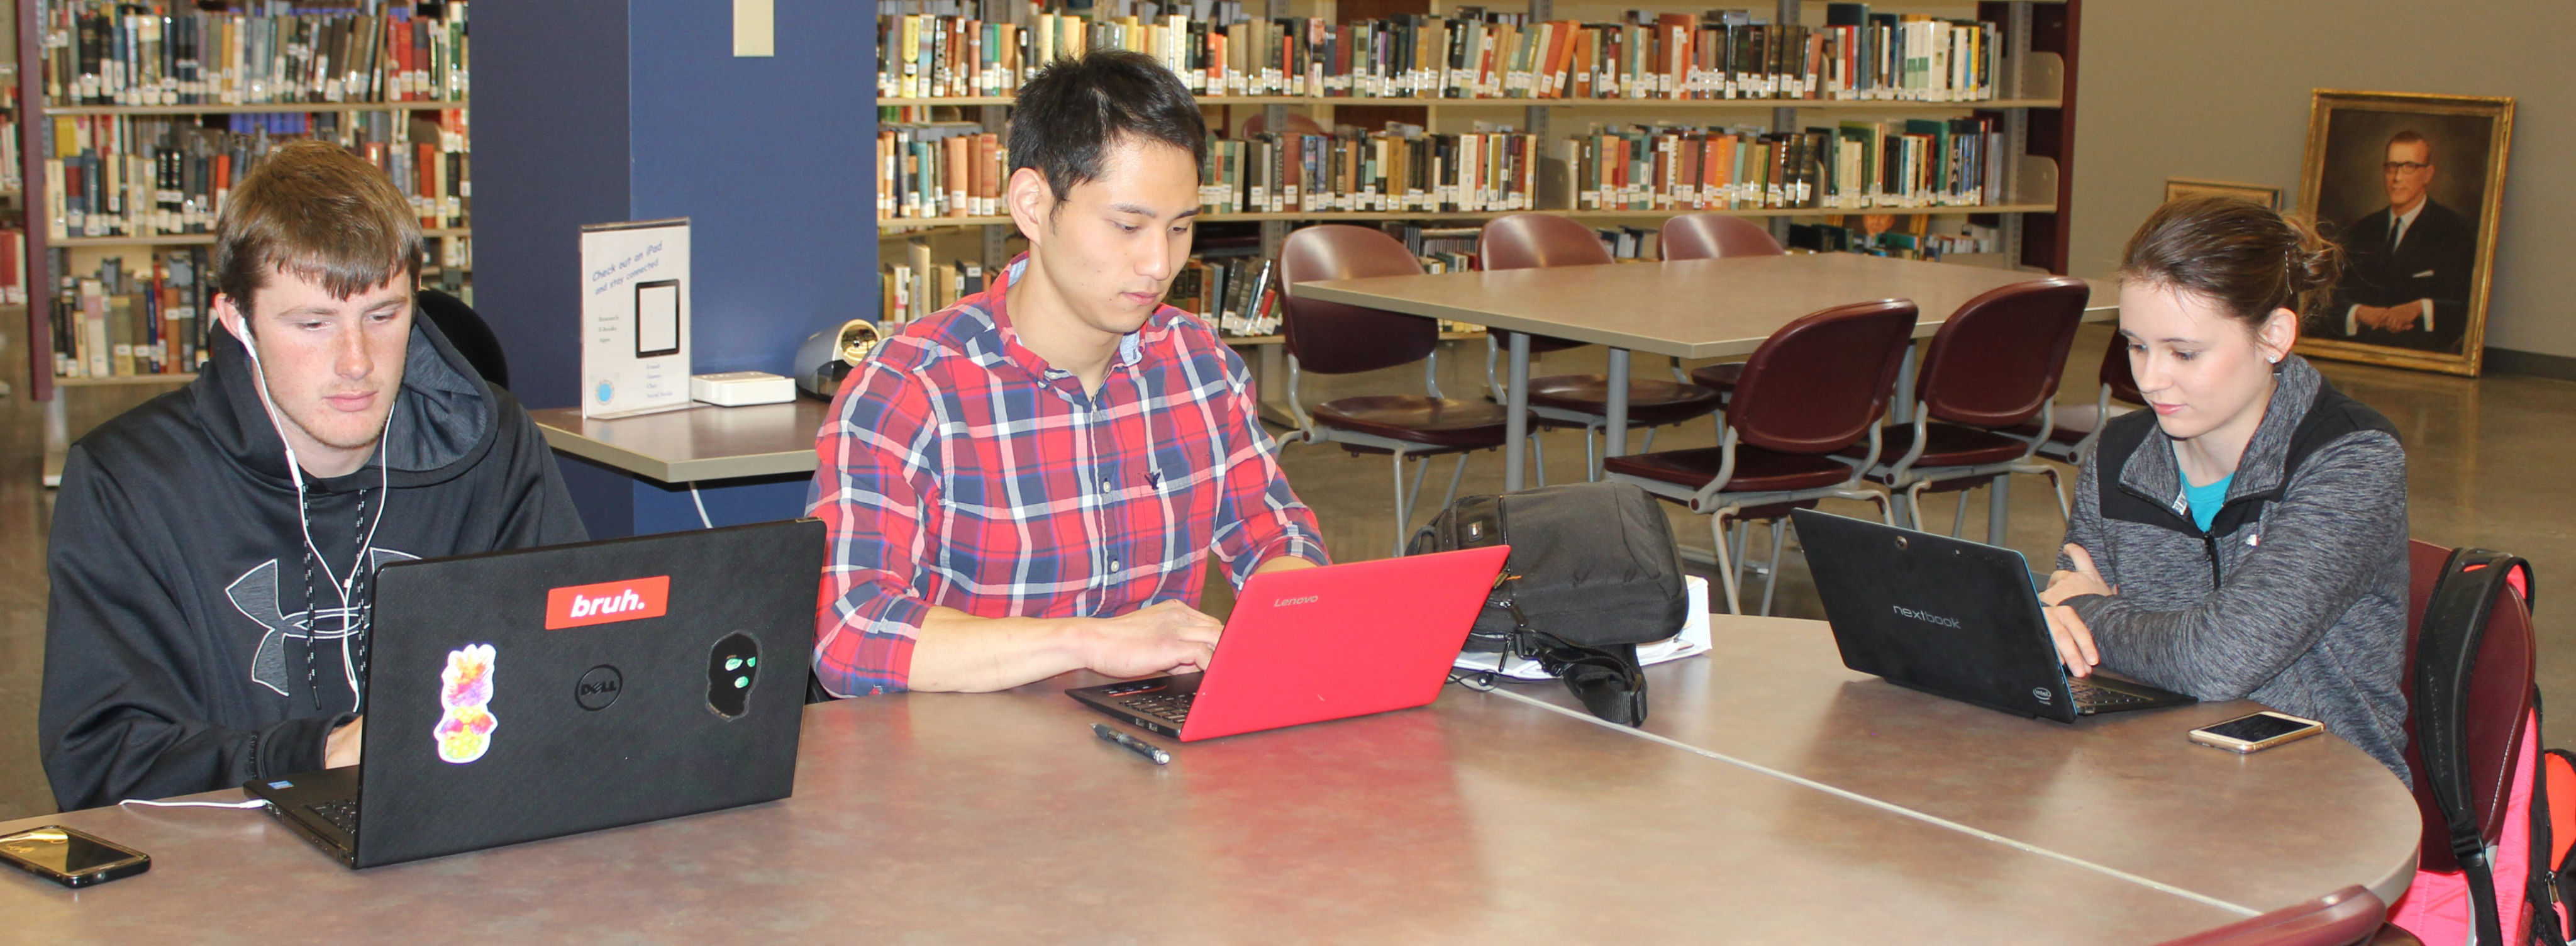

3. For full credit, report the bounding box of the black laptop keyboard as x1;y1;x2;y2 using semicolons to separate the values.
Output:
1120;691;1196;725
2068;679;2151;709
308;798;360;838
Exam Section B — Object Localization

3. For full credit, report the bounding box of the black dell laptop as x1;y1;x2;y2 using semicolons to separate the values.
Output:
1790;509;2194;722
245;520;823;868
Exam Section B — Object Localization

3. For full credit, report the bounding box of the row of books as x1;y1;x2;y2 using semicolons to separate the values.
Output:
878;3;2001;103
882;248;1503;339
1566;117;2006;212
44;109;470;240
48;248;213;379
878;257;987;326
879;125;1006;221
1204;127;1540;214
876;120;2012;223
1791;216;1999;262
1167;253;1281;337
42;1;470;107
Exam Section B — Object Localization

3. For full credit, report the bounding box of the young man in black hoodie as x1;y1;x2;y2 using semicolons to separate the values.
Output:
41;140;587;812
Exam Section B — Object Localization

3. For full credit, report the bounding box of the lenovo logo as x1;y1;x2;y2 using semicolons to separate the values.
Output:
1272;595;1321;608
1891;604;1963;629
545;576;672;629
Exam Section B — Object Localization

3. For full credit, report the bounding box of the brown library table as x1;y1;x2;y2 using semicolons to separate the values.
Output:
1515;615;2423;914
1294;253;2122;491
0;619;2410;943
528;400;834;483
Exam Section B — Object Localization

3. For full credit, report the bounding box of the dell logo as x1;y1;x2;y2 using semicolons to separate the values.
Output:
1273;595;1321;608
1891;604;1964;629
575;665;625;711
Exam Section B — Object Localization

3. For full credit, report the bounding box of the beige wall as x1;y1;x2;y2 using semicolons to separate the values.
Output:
2072;0;2576;360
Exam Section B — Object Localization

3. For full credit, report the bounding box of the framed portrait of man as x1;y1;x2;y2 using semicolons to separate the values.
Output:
2297;90;2514;376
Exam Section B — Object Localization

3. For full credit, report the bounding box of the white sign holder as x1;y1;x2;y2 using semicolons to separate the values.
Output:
580;218;694;419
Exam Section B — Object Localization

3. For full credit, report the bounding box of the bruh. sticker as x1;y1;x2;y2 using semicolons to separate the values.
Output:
433;644;499;764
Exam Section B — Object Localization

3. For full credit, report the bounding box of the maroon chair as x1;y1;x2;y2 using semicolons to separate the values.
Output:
2155;886;2389;946
1659;213;1787;262
1278;225;1521;557
1844;277;2091;541
1602;299;1916;614
1478;213;1725;479
2399;540;2536;875
1661;214;1786;401
2015;333;2146;466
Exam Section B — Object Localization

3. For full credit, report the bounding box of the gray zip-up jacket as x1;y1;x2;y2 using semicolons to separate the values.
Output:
2059;355;2411;783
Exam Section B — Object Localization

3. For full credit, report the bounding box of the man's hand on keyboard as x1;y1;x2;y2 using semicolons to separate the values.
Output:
1082;601;1224;679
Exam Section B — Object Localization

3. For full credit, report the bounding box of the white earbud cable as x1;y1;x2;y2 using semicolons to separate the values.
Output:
237;315;396;711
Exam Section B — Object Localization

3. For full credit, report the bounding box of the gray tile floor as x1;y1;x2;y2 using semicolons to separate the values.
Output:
1;323;2567;821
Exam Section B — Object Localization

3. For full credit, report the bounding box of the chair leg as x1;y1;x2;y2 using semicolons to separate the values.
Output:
1760;519;1787;616
1904;482;1933;531
1866;491;1896;526
1638;426;1658;454
2043;467;2068;521
1390;451;1428;560
1951;490;1972;538
1988;475;2011;545
1529;435;1547;488
1728;520;1752;593
1437;454;1470;513
1710;509;1743;615
1582;426;1600;482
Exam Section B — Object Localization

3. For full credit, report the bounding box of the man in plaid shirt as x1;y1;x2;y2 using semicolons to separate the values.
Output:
810;51;1328;696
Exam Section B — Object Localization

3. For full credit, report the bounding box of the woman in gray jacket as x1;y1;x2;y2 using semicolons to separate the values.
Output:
2042;196;2412;782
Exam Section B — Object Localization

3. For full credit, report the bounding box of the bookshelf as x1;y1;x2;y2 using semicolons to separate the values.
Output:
872;0;2079;335
18;1;473;402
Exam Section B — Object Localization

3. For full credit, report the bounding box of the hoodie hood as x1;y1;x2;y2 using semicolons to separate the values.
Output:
192;306;498;494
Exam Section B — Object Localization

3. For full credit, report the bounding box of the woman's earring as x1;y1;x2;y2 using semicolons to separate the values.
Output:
2267;353;2281;364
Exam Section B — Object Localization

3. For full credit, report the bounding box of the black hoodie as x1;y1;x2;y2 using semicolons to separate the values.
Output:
41;314;587;811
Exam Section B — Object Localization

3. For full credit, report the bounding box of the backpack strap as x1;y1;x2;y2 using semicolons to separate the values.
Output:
2415;547;2536;946
2541;742;2576;945
2533;692;2570;946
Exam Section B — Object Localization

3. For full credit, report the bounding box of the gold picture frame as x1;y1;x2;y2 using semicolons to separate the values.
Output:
2164;178;2282;209
2296;89;2514;377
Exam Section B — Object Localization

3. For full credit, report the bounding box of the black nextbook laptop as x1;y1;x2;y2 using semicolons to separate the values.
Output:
1790;509;2194;722
246;520;823;868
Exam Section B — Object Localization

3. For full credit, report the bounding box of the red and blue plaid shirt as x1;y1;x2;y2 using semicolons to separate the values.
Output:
809;255;1328;696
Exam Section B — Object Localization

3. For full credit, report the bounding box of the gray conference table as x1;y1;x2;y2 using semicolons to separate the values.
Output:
1294;253;2121;491
0;616;2412;943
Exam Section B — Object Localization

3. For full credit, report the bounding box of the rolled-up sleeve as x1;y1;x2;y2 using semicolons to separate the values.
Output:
808;355;944;697
1208;347;1328;586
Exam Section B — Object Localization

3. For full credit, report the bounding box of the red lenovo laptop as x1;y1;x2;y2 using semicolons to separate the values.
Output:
1067;546;1511;742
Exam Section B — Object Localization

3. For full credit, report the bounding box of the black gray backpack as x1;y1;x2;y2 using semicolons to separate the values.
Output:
1410;482;1690;725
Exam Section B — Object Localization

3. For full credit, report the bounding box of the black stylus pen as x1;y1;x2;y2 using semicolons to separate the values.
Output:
1091;723;1170;765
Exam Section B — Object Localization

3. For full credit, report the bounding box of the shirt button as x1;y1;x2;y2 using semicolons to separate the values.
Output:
1108;559;1122;573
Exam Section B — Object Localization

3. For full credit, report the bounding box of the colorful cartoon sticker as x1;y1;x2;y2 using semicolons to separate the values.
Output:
433;643;499;764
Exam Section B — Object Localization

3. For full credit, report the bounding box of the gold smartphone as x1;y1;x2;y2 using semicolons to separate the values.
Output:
2189;711;2325;754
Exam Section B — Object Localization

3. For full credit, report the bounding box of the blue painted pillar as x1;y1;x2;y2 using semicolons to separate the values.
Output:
479;1;875;537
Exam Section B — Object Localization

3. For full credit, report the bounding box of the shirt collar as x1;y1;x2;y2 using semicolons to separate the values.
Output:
975;253;1171;387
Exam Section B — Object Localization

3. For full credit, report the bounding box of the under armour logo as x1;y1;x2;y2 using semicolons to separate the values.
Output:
225;550;418;696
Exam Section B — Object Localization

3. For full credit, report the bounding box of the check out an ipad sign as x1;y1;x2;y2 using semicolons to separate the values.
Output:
547;576;672;629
